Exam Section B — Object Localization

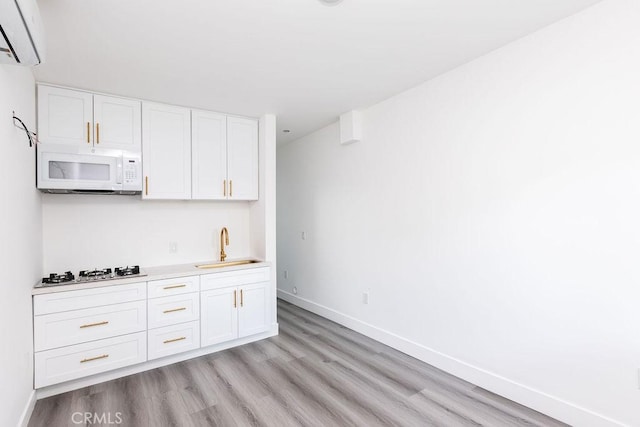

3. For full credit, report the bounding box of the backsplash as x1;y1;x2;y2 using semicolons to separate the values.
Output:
42;194;252;273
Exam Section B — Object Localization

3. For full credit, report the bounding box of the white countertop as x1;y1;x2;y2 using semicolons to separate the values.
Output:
32;259;270;295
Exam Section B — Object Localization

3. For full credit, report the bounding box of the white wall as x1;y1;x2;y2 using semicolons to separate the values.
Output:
251;114;278;325
277;1;640;426
0;66;41;426
43;196;251;272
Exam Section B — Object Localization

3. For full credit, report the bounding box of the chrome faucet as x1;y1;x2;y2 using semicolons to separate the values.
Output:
220;227;229;262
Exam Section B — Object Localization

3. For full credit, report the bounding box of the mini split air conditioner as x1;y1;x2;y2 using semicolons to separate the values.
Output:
0;0;45;66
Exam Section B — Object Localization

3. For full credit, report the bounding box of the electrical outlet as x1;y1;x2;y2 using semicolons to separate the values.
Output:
292;286;298;295
301;231;306;240
284;270;289;279
363;291;369;305
169;242;178;253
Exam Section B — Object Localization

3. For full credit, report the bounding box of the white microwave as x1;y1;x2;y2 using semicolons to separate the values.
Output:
37;144;142;194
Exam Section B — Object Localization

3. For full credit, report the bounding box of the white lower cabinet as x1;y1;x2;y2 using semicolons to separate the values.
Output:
146;276;201;362
148;321;200;360
147;275;199;299
238;282;270;338
147;292;200;329
33;282;147;316
33;267;272;389
201;287;238;347
33;282;149;388
201;267;271;347
35;332;146;388
34;300;146;351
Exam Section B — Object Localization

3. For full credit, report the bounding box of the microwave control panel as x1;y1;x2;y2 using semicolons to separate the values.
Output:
122;157;142;191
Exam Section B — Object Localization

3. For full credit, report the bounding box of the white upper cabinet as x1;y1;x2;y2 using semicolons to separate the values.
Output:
93;95;141;151
37;85;93;146
192;114;258;201
37;84;258;201
37;85;141;152
192;110;227;200
227;116;259;201
142;102;192;200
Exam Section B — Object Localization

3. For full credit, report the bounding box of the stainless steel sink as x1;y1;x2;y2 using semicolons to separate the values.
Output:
196;259;261;269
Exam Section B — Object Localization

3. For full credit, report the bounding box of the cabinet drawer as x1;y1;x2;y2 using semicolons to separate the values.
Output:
34;300;147;352
148;293;199;329
201;267;270;291
148;276;199;299
34;282;147;315
148;321;200;360
34;332;146;388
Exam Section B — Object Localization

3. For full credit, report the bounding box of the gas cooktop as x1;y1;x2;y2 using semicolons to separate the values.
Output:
36;265;146;288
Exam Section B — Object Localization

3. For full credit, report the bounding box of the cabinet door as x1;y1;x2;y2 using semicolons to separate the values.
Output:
238;282;270;338
142;102;191;199
192;110;227;199
37;85;93;146
201;287;238;347
227;116;258;201
93;95;141;151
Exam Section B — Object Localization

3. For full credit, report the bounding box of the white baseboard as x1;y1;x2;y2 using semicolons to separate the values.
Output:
277;290;624;427
18;390;36;427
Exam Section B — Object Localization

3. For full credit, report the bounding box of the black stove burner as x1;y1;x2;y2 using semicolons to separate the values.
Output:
37;265;145;288
42;271;74;284
79;268;113;280
115;265;140;276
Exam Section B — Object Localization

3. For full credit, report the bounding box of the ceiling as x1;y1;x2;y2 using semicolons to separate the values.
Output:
34;0;601;145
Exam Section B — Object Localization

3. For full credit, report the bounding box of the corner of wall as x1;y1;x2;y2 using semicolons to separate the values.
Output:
0;64;41;427
252;114;277;322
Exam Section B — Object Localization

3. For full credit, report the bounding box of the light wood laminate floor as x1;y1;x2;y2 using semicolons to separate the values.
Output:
28;299;566;427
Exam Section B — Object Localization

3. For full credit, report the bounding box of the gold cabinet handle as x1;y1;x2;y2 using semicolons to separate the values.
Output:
163;307;186;314
163;284;186;290
163;336;186;344
80;354;109;363
145;176;149;195
223;180;227;197
230;180;233;197
96;122;100;144
240;289;243;307
80;321;109;329
87;122;90;143
233;290;237;308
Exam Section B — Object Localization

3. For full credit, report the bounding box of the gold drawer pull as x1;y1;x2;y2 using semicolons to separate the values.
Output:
80;321;109;329
96;122;100;144
163;336;186;344
163;307;186;314
80;354;109;363
240;289;243;307
86;122;90;143
233;290;237;308
163;284;186;290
